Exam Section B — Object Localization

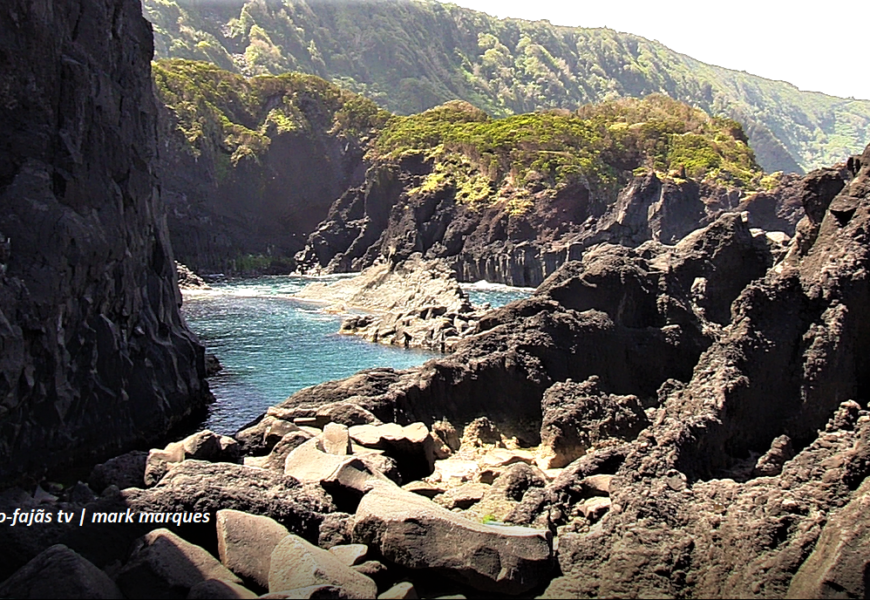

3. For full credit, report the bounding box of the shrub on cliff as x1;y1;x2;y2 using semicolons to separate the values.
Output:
153;59;389;169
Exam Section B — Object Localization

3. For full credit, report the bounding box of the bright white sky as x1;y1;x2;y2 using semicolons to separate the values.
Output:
447;0;870;101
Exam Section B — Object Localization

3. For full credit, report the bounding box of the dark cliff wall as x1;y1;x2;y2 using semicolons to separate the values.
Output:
298;159;805;288
160;108;367;275
0;0;210;482
151;60;382;276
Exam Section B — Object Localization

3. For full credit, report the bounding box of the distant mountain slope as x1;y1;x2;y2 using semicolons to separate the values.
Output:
142;0;870;174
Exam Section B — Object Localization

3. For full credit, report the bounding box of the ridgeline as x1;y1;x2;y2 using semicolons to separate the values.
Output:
144;0;870;174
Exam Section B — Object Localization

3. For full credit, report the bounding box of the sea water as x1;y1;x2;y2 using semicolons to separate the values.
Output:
181;275;532;434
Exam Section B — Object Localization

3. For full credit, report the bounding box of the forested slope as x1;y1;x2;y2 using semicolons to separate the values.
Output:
143;0;870;174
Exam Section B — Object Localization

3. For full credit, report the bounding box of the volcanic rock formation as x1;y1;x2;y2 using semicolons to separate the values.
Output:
0;0;210;482
1;140;867;597
298;157;805;287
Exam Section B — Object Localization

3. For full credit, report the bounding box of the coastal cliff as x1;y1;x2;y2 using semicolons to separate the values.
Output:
154;59;385;275
0;0;210;482
298;98;802;287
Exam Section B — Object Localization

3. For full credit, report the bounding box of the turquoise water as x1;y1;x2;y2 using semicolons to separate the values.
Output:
182;275;531;435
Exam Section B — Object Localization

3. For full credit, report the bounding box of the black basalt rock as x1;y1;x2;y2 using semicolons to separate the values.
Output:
0;0;210;483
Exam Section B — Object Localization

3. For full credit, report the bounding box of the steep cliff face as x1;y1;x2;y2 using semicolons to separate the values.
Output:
0;0;210;482
153;60;383;275
298;160;803;288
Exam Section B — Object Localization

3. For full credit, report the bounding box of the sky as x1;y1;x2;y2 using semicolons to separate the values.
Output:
448;0;870;101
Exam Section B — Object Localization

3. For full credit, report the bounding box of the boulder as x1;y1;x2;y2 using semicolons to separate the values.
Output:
577;496;611;521
283;439;346;483
537;377;649;469
432;420;461;452
580;474;613;496
0;545;121;599
430;458;480;484
268;534;378;599
433;483;490;510
234;416;304;456
141;431;241;483
259;431;314;471
216;510;290;589
348;423;436;480
283;439;396;509
323;423;353;456
121;461;335;541
489;463;547;502
187;579;258;599
181;430;225;461
315;403;381;427
328;544;368;567
115;529;240;599
88;451;148;492
353;484;552;594
357;453;402;485
144;444;185;487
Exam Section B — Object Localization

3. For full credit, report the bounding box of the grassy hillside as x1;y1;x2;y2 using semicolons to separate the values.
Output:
143;0;870;175
157;59;761;212
153;58;387;169
154;59;762;274
374;96;762;214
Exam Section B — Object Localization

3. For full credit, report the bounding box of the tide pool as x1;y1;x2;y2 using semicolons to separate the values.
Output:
181;275;531;434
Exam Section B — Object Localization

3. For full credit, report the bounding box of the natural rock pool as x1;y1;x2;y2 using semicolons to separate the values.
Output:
182;275;531;434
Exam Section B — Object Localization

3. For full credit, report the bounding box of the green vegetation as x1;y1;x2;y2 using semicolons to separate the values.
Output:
231;253;275;274
379;96;762;210
154;59;763;217
153;59;389;165
144;0;870;174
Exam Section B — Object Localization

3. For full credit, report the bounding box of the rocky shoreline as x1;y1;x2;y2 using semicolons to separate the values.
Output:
2;0;869;595
2;143;869;597
295;255;485;352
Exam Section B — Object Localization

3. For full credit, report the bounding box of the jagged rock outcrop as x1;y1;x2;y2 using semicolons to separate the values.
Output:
537;377;649;469
296;255;481;351
2;137;866;600
176;261;209;289
0;0;210;482
536;146;870;597
247;144;869;597
284;209;773;445
298;158;803;287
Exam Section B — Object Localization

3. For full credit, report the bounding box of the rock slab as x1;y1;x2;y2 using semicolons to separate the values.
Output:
268;534;378;599
216;509;290;589
115;528;240;599
353;484;552;594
